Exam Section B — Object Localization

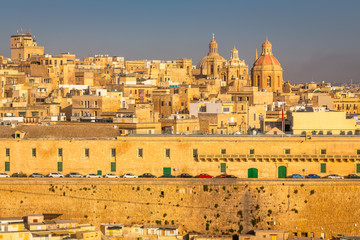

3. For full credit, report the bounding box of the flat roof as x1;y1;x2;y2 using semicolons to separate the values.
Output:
0;217;23;221
54;220;78;223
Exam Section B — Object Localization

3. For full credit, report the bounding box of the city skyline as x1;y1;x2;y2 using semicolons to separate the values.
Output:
1;0;359;84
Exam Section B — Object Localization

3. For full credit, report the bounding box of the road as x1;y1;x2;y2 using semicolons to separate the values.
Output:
0;177;359;185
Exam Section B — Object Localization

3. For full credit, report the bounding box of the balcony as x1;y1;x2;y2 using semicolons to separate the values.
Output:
228;122;237;126
195;154;359;162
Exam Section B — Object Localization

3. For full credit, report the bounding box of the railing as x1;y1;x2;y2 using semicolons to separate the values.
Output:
196;154;360;162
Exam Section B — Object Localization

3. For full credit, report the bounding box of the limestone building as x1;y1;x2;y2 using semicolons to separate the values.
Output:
10;32;44;62
196;34;249;87
196;34;227;79
251;37;283;93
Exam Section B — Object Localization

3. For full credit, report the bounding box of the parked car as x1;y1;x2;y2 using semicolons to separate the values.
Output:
288;174;305;179
66;172;83;178
216;174;237;178
86;173;102;178
0;173;10;178
325;174;344;179
197;173;213;178
29;173;44;178
46;172;64;178
347;174;360;179
103;173;119;178
177;173;193;178
122;173;138;178
11;172;27;177
307;174;322;179
159;174;176;178
139;173;157;178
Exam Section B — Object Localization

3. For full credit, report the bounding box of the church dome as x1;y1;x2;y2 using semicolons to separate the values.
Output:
253;37;281;67
197;33;226;69
254;55;280;66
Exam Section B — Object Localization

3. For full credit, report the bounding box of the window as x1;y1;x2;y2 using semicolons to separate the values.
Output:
58;148;63;157
32;148;36;157
250;149;255;154
321;149;326;155
284;149;290;154
267;76;271;87
221;149;226;154
357;149;360;155
111;148;116;157
85;148;89;157
5;148;10;157
165;149;170;158
138;148;143;157
193;149;198;157
320;163;326;173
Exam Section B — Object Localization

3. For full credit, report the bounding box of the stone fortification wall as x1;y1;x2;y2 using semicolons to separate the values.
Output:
0;179;358;239
1;135;360;178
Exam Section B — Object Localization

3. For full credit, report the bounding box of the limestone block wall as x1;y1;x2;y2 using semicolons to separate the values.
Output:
1;136;360;177
0;179;359;239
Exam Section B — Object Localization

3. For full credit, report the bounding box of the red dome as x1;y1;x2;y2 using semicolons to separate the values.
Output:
254;55;280;66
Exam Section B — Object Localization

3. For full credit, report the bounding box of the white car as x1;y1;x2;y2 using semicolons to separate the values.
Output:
47;172;64;178
103;173;119;178
66;172;83;178
122;173;138;178
0;173;10;178
326;174;344;179
86;173;102;178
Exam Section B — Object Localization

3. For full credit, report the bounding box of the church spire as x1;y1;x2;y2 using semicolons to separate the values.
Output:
208;33;218;56
255;48;258;62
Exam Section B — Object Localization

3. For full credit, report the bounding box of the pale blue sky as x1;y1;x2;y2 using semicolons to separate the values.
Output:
1;0;359;84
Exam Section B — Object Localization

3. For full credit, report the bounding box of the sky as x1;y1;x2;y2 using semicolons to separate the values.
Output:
0;0;359;84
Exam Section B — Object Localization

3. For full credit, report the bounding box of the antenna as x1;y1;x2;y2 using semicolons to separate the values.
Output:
21;28;23;34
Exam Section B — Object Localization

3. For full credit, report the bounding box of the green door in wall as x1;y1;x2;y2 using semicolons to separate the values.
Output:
220;163;226;173
57;162;63;172
163;167;171;175
97;170;102;176
5;162;10;172
111;162;116;172
248;168;258;178
278;166;287;178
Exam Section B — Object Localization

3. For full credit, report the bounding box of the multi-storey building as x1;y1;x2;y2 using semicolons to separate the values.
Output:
10;32;44;62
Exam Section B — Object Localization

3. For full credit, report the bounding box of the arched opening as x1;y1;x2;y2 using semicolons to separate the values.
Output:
267;76;271;87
